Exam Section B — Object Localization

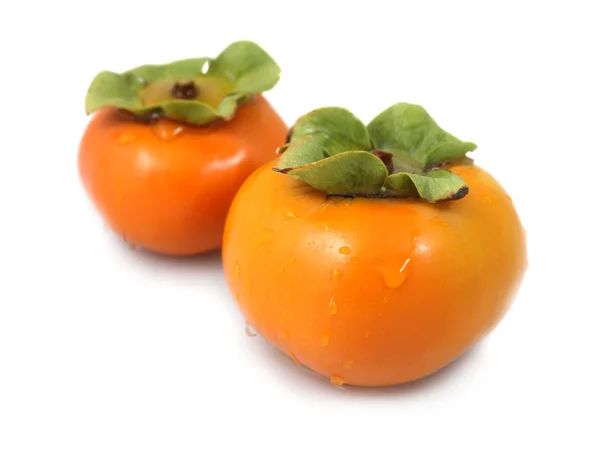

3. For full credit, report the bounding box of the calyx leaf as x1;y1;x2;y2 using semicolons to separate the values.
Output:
367;102;477;168
276;150;388;196
85;41;280;125
384;169;469;202
274;102;476;203
289;107;371;154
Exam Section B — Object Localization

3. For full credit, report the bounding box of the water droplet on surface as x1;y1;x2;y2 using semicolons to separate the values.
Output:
245;322;257;337
280;329;289;341
364;330;370;339
245;278;252;293
339;246;351;255
117;133;135;145
121;235;137;250
289;256;296;264
483;195;493;203
284;211;298;223
321;329;333;347
345;358;354;369
330;375;345;386
331;268;342;280
381;258;411;289
289;352;301;365
383;297;389;304
234;262;240;277
329;297;338;315
280;266;285;273
151;120;186;141
235;292;240;302
431;216;449;227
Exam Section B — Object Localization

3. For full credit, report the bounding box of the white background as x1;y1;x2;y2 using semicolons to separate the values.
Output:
1;1;599;455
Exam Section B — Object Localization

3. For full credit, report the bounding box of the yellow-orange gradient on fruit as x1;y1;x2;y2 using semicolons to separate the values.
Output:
78;95;287;255
222;160;527;387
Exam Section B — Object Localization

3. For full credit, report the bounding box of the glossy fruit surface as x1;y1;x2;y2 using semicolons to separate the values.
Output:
79;95;287;255
222;160;527;386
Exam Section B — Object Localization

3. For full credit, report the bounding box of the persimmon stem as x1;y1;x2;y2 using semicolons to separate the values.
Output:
171;81;199;100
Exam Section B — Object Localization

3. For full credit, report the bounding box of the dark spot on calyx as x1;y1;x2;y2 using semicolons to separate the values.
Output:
284;128;293;144
171;81;199;100
372;150;395;174
447;186;469;200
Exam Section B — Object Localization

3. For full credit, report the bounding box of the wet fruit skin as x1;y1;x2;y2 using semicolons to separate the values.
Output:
222;160;527;387
78;95;287;255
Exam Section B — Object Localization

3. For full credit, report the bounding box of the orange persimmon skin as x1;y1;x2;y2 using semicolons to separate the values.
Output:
222;160;527;387
78;95;287;255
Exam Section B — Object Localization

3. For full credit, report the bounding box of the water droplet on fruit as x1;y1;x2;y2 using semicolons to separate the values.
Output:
383;297;389;304
431;215;449;227
245;278;252;293
381;258;411;289
331;268;343;280
339;246;351;255
329;297;338;315
245;322;257;337
280;266;285;273
289;256;296;264
122;235;137;250
151;120;186;141
345;358;354;369
280;329;289;341
289;352;301;365
321;329;333;347
330;375;345;386
117;133;135;145
235;293;240;302
284;211;298;223
234;262;240;277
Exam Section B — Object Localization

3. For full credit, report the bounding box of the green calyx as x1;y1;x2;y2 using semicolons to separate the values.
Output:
85;41;280;125
274;103;477;202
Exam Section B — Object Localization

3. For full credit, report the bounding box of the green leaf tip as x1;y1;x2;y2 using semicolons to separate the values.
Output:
84;40;280;125
274;102;476;203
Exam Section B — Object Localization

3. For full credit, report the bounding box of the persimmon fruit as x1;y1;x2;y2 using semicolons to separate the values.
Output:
222;103;527;387
78;41;287;255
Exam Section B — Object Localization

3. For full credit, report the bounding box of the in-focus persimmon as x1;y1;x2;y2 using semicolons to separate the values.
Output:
222;103;527;387
78;41;287;255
